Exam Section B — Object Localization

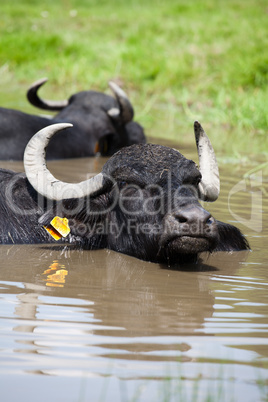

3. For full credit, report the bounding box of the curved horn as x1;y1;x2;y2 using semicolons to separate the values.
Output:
108;81;134;124
23;123;105;201
27;78;69;111
194;121;220;202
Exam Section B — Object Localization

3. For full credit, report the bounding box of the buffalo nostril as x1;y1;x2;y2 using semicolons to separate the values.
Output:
174;212;188;224
177;216;188;223
174;208;213;226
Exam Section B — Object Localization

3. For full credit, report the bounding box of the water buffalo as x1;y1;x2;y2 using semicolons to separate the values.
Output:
0;122;249;264
0;78;146;160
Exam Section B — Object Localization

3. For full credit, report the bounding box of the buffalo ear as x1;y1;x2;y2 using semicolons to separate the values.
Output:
215;220;250;251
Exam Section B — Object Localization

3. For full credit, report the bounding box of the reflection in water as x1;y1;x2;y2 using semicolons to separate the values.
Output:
0;155;268;401
43;260;68;287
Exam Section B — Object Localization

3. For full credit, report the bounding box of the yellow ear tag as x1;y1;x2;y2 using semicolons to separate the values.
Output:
44;216;70;241
94;142;100;153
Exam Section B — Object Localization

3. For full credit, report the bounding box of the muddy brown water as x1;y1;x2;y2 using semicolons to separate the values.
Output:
0;145;267;402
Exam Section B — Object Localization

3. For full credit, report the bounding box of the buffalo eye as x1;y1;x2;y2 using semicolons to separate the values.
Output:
118;181;128;189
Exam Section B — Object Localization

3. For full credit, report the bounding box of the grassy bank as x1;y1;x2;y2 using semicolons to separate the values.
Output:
0;0;267;157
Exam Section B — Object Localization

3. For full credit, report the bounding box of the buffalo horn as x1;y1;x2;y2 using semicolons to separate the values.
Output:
23;123;105;201
194;121;220;202
27;78;69;111
108;81;134;124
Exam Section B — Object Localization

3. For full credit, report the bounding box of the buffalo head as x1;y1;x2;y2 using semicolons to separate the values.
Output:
23;122;249;264
26;78;146;157
27;78;146;156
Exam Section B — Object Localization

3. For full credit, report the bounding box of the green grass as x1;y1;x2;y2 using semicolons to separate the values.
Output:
0;0;267;157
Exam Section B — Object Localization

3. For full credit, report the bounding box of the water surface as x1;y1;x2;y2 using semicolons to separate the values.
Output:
0;147;267;402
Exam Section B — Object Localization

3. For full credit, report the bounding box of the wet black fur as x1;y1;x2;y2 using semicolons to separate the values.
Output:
0;144;250;263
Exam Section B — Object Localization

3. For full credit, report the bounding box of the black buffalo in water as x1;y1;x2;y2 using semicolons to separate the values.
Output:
0;122;249;264
0;78;145;160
